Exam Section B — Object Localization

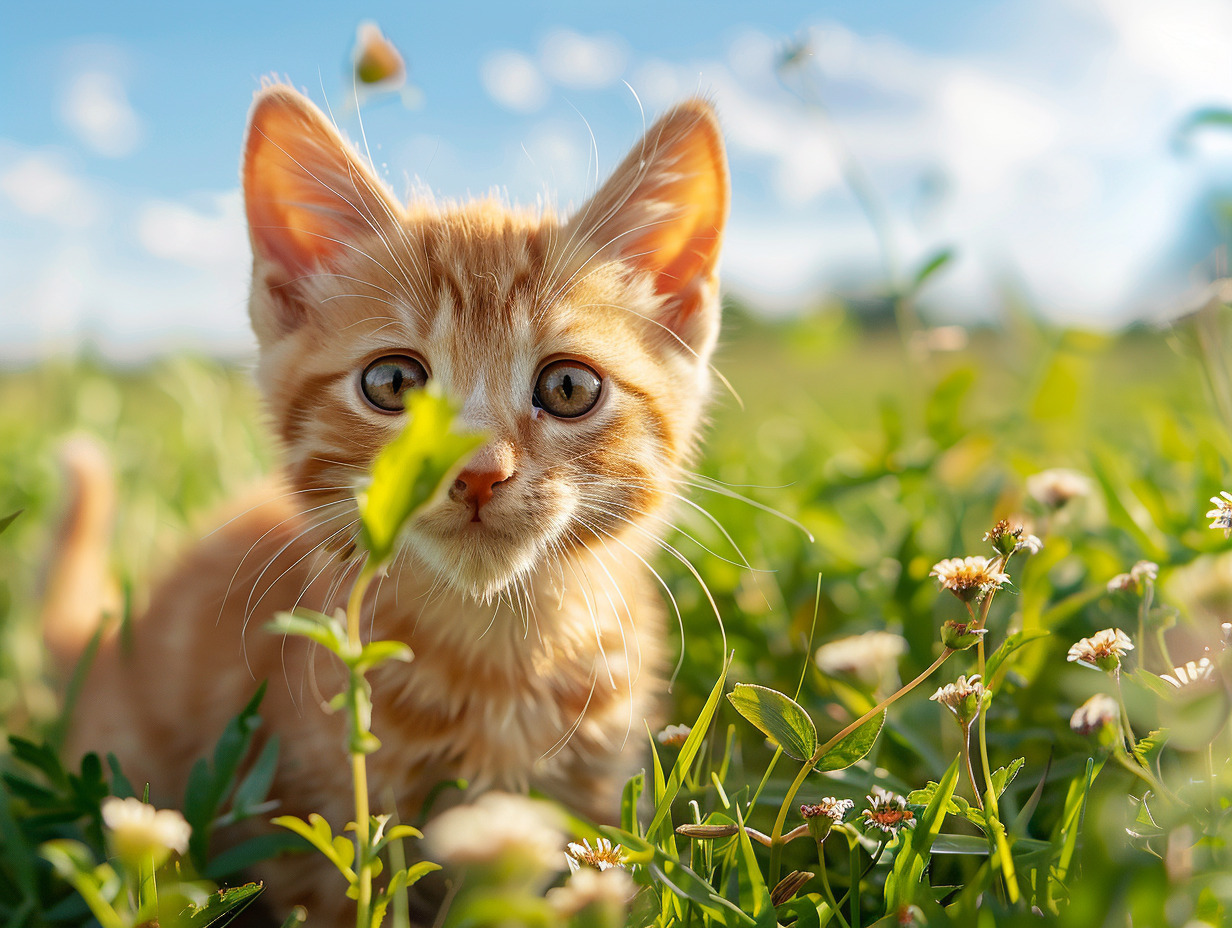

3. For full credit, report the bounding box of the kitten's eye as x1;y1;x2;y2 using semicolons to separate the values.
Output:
534;360;602;419
361;355;429;412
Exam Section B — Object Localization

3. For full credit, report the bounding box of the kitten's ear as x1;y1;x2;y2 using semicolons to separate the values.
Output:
243;85;401;329
567;100;728;354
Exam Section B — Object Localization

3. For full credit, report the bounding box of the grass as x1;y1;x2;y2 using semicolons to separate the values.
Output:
3;301;1232;926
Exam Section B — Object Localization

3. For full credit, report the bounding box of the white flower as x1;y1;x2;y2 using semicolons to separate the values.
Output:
656;724;691;747
565;837;626;873
861;787;915;836
1107;560;1159;594
1017;534;1044;555
929;674;985;725
1067;628;1134;671
1027;469;1092;509
100;797;191;866
424;792;564;873
930;556;1010;602
547;866;635;917
815;631;906;690
1207;491;1232;538
800;797;854;823
1160;657;1215;689
1069;693;1119;735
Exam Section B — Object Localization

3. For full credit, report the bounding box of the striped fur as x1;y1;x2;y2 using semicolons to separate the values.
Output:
66;84;728;925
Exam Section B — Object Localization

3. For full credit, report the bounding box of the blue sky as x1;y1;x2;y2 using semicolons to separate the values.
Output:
4;0;1232;358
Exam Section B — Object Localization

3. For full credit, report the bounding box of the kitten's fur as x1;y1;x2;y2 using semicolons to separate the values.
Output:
56;84;728;924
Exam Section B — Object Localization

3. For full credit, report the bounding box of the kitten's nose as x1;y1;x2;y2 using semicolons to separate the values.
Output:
453;466;513;515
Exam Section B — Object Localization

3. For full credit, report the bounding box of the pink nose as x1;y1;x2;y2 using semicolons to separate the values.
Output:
453;467;513;514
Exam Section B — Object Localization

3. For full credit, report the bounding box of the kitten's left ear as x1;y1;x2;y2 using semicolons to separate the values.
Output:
565;100;729;355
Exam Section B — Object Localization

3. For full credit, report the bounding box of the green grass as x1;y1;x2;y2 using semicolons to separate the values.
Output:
3;303;1232;926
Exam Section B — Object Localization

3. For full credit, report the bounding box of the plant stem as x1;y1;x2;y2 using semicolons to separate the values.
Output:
974;560;1020;904
767;648;955;883
1112;669;1138;755
960;723;983;811
815;843;851;928
347;561;378;928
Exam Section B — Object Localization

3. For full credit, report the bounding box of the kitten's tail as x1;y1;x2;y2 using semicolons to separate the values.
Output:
41;435;120;677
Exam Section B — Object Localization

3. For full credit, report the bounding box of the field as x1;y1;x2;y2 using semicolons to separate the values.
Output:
3;301;1232;927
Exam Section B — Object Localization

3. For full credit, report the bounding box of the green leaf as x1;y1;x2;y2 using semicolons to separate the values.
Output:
816;710;885;772
182;883;265;927
352;639;414;675
604;826;756;928
885;756;960;910
358;385;486;564
990;758;1025;798
911;247;955;291
204;832;309;880
227;735;281;819
184;684;268;870
984;630;1050;682
1133;729;1170;767
621;770;645;837
733;805;775;926
727;684;818;762
272;814;357;883
267;609;346;655
777;894;835;928
0;509;22;537
646;656;730;838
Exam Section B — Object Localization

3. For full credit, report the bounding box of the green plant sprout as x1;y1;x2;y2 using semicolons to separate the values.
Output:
268;385;484;928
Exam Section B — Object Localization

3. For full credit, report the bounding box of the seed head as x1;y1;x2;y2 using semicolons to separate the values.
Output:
1069;693;1119;736
565;837;627;873
929;674;985;726
1208;491;1232;538
930;556;1010;603
1067;628;1134;672
983;520;1041;557
656;724;691;747
861;787;915;837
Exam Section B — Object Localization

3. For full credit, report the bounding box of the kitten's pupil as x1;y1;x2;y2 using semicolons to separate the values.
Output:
561;375;573;400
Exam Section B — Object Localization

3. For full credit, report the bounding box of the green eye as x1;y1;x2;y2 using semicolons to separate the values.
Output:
361;356;429;412
533;360;602;419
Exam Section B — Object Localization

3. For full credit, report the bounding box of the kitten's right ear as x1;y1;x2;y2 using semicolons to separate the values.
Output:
243;85;401;331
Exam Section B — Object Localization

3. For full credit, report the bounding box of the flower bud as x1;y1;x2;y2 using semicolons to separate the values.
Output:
940;620;988;651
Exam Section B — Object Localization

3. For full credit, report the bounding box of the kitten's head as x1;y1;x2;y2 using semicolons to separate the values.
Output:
241;85;728;600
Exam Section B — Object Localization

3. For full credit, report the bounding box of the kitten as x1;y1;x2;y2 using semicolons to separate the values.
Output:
57;82;728;924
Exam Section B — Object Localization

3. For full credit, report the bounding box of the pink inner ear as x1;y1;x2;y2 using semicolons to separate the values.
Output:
243;88;400;277
576;101;728;313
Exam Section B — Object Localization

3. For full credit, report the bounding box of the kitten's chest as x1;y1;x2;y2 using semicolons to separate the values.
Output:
362;603;651;810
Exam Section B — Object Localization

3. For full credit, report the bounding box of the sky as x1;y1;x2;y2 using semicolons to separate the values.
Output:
3;0;1232;359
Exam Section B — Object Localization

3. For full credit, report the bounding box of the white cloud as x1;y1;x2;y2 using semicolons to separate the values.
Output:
0;153;101;227
480;51;549;113
136;191;248;270
539;30;627;89
60;70;144;158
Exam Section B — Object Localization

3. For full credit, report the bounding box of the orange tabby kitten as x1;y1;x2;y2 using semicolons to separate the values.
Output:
56;83;728;923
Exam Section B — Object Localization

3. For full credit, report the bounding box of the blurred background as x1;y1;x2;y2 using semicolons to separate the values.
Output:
4;0;1232;359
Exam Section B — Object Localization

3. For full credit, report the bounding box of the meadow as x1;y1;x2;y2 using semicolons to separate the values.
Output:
2;298;1232;927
